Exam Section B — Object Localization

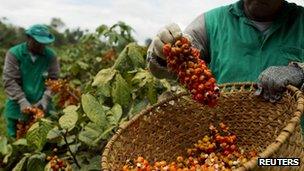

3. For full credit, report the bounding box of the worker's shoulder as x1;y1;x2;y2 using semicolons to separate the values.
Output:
8;42;26;56
204;4;231;17
9;42;25;52
44;47;57;58
287;2;304;10
286;2;304;14
285;2;304;24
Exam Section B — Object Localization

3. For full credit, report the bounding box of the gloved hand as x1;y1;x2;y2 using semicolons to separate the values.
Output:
34;94;51;112
148;23;184;60
18;98;32;113
255;63;304;102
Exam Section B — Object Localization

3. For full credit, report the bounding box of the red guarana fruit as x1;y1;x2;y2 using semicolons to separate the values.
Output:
122;123;256;171
163;37;220;106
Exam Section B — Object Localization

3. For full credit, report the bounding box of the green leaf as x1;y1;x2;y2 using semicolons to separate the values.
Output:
78;122;115;146
127;43;145;68
129;99;149;116
59;105;79;131
47;126;62;141
131;69;158;104
77;61;89;69
92;68;116;87
113;47;128;70
102;105;111;111
80;156;101;171
58;135;76;146
78;122;103;147
108;32;117;44
127;69;138;74
147;82;158;104
96;24;108;35
3;144;12;164
113;43;145;72
27;153;46;171
27;122;40;132
106;112;116;126
96;82;111;97
0;136;9;155
69;143;81;154
132;69;152;88
81;94;107;126
100;125;116;140
26;119;53;151
13;155;28;171
112;74;131;108
44;162;51;171
159;79;172;91
69;64;80;75
12;138;28;146
71;79;82;86
106;104;122;126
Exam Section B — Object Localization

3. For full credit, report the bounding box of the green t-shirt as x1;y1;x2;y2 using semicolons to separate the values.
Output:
205;0;304;84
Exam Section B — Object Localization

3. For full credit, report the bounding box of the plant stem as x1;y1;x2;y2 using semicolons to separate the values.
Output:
67;89;80;102
63;132;81;169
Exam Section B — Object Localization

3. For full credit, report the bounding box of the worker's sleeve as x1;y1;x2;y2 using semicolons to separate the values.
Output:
184;13;210;63
44;56;60;97
2;52;26;101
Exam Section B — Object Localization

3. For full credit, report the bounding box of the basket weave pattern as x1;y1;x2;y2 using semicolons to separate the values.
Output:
102;83;304;171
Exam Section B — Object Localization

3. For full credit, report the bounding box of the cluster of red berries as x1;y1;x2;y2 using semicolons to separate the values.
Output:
103;48;116;61
45;79;80;108
163;37;219;107
46;148;67;171
122;123;257;171
16;107;45;139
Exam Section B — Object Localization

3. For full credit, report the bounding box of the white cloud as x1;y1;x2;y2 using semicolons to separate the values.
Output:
0;0;303;44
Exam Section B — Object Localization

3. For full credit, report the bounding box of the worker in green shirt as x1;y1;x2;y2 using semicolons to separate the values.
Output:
148;0;304;126
2;24;60;138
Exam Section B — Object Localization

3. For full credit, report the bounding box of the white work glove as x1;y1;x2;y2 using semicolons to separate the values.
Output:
34;94;51;112
147;23;193;79
18;98;32;113
255;63;304;103
148;23;184;60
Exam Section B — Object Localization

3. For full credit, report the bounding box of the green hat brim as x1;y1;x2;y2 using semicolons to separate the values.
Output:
30;34;55;44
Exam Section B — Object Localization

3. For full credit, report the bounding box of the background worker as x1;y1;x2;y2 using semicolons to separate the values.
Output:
2;24;60;138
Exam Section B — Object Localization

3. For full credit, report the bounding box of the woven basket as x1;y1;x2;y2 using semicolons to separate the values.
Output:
101;83;304;171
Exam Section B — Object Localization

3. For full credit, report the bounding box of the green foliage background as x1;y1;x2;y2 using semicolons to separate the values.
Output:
0;18;176;170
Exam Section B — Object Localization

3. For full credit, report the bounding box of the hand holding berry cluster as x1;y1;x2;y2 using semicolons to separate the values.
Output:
163;37;219;107
16;107;45;139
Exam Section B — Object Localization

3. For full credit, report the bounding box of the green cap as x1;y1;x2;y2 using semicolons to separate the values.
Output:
25;24;55;44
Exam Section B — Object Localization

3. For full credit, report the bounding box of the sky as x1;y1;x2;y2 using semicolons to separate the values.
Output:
0;0;303;44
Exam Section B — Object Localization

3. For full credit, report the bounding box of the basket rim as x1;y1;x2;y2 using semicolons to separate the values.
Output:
101;82;304;171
